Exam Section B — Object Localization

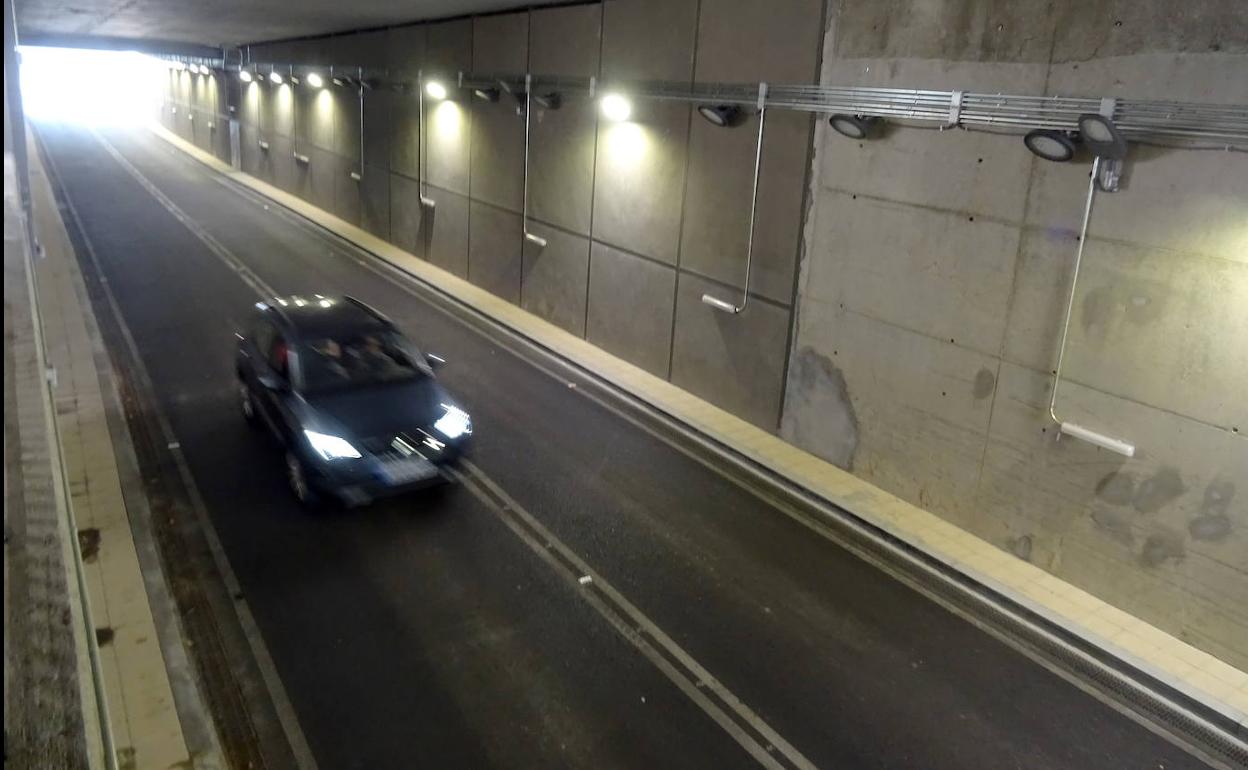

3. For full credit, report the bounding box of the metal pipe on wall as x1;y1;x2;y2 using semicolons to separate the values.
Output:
702;82;769;315
1047;155;1136;458
522;74;547;250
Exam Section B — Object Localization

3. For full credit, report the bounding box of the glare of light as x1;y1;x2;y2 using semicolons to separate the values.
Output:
269;70;284;85
19;47;165;127
433;100;462;139
600;93;632;122
239;69;253;83
318;299;332;308
293;297;307;306
199;64;211;76
172;60;187;71
425;80;447;100
434;405;472;439
604;122;648;167
304;430;361;460
306;72;324;89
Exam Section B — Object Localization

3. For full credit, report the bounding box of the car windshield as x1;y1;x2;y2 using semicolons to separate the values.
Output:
299;329;425;392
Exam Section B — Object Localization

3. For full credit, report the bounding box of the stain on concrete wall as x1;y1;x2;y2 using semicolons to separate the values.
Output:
789;0;1248;668
780;346;858;469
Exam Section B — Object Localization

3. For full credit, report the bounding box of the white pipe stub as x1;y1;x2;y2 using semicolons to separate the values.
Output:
1059;421;1135;458
701;294;742;314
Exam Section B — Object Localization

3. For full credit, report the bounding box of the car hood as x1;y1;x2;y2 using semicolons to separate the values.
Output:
305;377;453;444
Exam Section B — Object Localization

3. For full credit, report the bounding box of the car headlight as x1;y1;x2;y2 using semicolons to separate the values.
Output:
304;430;362;460
434;404;472;439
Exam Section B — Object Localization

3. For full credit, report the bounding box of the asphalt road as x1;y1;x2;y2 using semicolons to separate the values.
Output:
35;122;1211;770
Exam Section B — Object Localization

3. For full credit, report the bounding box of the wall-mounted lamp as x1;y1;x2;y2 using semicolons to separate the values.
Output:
1078;111;1127;192
332;75;349;87
1077;113;1127;159
697;104;745;127
306;73;324;89
828;113;880;139
1023;129;1078;162
473;87;500;102
291;74;301;85
172;61;187;71
239;69;253;83
601;93;632;122
533;92;562;110
269;71;284;85
425;81;448;100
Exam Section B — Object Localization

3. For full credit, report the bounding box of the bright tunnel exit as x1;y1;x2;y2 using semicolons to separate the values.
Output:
18;47;165;127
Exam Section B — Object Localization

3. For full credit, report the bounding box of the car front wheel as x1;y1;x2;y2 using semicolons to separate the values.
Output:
239;380;258;425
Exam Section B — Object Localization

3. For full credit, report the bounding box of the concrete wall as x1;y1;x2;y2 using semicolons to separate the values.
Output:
160;0;824;431
787;0;1248;668
157;0;1248;669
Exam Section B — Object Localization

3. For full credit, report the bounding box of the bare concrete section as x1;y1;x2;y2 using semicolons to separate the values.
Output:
787;0;1248;669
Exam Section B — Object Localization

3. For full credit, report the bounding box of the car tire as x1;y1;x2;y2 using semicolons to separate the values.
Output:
239;380;259;426
285;452;318;507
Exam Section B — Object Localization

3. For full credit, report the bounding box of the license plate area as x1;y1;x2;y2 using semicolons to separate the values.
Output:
378;455;435;485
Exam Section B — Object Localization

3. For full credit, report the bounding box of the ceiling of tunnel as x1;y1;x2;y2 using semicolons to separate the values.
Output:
14;0;566;50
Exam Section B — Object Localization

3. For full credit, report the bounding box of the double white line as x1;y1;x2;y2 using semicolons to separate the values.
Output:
97;128;819;770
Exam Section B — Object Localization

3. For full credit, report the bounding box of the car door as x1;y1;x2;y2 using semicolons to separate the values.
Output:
255;328;295;442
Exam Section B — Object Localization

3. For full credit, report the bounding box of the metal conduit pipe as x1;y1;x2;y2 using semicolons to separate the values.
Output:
701;83;769;315
1048;156;1136;458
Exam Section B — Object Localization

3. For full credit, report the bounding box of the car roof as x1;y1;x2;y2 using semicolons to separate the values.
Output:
259;295;390;338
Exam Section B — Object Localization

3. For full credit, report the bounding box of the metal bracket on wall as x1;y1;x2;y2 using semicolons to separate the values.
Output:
701;82;769;315
1048;155;1136;458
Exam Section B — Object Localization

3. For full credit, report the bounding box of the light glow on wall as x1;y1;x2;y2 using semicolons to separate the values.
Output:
433;100;462;139
425;81;448;100
19;46;164;126
603;122;648;167
600;93;632;122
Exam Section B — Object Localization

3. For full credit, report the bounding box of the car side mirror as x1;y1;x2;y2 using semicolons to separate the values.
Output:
426;353;446;371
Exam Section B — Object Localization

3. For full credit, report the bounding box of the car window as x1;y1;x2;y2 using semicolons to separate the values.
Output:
252;318;275;360
299;329;425;393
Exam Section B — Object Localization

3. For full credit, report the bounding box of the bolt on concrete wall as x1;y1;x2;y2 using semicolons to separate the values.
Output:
786;0;1248;668
162;0;825;431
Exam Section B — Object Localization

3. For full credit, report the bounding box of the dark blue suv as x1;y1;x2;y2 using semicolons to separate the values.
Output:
236;295;471;506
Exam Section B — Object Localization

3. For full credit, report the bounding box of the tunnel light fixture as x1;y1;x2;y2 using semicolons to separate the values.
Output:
425;80;448;100
473;86;500;102
1077;113;1127;160
172;60;187;71
601;93;632;122
829;113;879;139
533;92;562;110
1024;129;1078;162
238;69;253;83
200;64;212;76
697;104;745;128
305;73;324;89
332;75;348;87
269;70;284;85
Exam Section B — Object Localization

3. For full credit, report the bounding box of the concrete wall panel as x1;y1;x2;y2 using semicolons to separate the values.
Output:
426;186;469;278
680;109;811;303
359;167;390;239
521;225;590;336
389;173;426;257
602;0;698;81
591;102;690;264
468;202;523;303
531;3;601;77
670;274;790;428
586;242;676;377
